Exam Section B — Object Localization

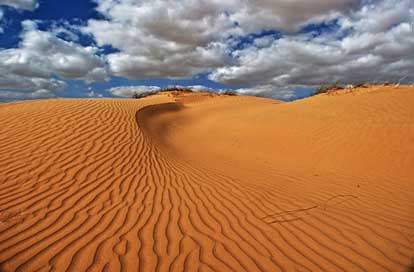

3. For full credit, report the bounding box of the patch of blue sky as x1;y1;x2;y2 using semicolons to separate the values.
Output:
299;19;341;38
0;0;100;48
228;29;281;52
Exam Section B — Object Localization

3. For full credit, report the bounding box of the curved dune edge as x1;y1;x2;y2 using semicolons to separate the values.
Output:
0;86;413;271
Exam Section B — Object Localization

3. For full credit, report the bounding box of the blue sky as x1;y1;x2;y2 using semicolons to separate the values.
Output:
0;0;242;100
0;0;413;101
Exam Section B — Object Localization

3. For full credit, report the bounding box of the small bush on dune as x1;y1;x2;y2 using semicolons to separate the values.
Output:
160;87;194;93
131;87;241;99
160;87;194;97
222;90;238;96
354;83;369;88
132;92;142;99
131;92;154;99
131;87;194;99
314;85;331;95
313;82;343;96
311;81;403;97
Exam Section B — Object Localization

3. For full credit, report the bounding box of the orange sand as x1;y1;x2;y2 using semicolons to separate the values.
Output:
1;85;413;271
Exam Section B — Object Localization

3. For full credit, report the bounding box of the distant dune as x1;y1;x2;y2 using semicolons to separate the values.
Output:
0;85;413;271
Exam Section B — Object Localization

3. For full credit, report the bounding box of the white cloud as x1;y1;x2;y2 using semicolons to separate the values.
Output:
228;0;360;33
185;85;218;92
84;6;234;79
83;0;413;100
2;0;413;101
233;85;298;100
339;0;413;33
49;21;81;42
0;21;109;98
105;42;229;79
0;73;66;91
85;90;104;98
0;0;38;10
0;89;55;102
109;86;162;98
83;0;361;80
210;0;414;88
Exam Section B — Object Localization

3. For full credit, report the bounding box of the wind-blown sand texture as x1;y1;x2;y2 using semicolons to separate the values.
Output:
1;85;413;272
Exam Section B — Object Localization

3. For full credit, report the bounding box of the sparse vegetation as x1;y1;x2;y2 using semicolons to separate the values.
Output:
132;83;411;100
130;87;241;99
222;90;238;96
131;87;195;99
314;85;331;95
159;87;194;93
159;87;194;96
313;83;341;95
131;91;156;99
354;83;369;88
309;81;408;98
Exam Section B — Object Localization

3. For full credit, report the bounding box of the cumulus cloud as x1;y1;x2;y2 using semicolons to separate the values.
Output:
233;85;298;100
84;0;361;80
228;0;360;33
49;21;82;42
0;73;66;91
85;90;104;98
109;86;162;97
339;0;413;33
83;3;234;79
0;0;38;10
82;0;413;100
210;0;414;87
0;20;108;97
2;0;413;101
0;89;55;102
185;85;218;92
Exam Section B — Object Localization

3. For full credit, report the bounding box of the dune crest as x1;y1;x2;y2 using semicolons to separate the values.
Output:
1;86;413;271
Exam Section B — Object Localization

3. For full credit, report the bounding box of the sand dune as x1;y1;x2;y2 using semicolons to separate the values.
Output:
1;85;413;271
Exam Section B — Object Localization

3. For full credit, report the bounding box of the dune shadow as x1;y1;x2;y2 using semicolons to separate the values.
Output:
136;102;185;146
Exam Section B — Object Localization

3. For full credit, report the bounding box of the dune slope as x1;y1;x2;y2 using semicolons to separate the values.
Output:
0;86;413;271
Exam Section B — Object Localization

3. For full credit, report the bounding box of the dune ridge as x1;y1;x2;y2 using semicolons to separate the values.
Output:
0;86;413;271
